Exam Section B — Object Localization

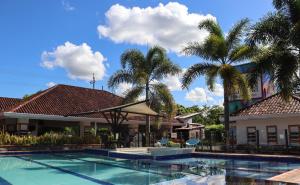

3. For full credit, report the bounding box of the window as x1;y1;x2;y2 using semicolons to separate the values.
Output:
247;127;257;144
267;126;277;144
289;125;300;144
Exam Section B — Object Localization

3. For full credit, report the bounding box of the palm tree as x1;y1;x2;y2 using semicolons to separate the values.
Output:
181;18;254;146
247;0;300;99
108;46;181;146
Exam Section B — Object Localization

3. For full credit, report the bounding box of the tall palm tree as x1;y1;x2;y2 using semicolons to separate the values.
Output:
247;0;300;99
108;46;181;146
181;18;254;146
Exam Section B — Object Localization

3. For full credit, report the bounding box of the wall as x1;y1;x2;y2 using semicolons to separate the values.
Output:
234;116;300;145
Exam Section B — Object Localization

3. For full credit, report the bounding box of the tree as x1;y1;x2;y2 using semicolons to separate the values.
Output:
181;18;254;147
176;104;223;125
108;46;181;146
247;0;300;99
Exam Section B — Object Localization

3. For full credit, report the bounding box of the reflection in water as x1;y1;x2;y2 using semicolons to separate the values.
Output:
0;154;299;185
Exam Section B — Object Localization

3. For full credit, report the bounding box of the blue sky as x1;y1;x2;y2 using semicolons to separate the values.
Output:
0;0;274;107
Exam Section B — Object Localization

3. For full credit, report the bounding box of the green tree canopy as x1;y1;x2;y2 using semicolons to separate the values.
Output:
177;104;223;125
181;18;255;145
247;0;300;99
108;46;181;146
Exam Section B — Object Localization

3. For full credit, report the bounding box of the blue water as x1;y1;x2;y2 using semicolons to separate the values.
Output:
0;153;299;185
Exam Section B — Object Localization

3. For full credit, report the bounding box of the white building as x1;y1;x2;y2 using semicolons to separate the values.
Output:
230;94;300;146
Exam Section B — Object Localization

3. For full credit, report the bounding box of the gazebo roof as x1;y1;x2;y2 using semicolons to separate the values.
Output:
68;100;161;125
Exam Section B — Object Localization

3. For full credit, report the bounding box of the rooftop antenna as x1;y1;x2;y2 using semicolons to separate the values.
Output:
90;73;96;89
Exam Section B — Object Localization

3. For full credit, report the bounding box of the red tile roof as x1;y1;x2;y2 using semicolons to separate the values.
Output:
7;84;123;116
1;84;182;124
0;97;21;112
234;93;300;116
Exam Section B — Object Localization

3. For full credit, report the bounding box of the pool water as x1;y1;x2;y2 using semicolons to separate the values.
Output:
0;153;299;185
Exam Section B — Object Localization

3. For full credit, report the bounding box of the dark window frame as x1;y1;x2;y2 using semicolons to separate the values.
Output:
247;127;257;144
266;125;277;144
288;125;300;144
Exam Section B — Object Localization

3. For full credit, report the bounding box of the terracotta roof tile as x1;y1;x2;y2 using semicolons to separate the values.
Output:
0;97;22;112
234;93;300;116
8;84;123;116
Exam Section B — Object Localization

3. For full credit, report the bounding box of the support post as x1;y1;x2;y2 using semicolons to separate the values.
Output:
256;130;260;150
285;129;289;150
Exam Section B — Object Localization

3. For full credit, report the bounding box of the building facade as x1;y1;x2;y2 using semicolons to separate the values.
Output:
0;84;183;142
230;94;300;146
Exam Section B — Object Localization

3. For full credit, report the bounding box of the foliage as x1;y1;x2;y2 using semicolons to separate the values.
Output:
64;127;75;136
176;104;223;125
204;124;225;143
108;46;181;116
0;132;100;146
205;124;224;131
247;0;300;99
167;141;181;147
181;18;255;145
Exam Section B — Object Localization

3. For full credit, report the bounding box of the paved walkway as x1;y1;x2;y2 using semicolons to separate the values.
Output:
269;169;300;184
193;151;300;160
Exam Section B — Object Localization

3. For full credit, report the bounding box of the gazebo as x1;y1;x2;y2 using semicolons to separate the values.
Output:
67;100;161;146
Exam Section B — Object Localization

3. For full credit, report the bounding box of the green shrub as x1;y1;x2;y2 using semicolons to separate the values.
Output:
167;141;180;148
0;132;100;146
205;124;225;143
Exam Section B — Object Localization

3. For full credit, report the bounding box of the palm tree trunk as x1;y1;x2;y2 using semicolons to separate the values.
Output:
223;82;230;150
145;82;150;147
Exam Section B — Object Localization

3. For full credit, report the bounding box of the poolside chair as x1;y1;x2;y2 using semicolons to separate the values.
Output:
186;138;200;147
158;137;169;146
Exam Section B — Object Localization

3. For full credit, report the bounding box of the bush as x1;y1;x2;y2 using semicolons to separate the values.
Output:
167;141;180;148
205;124;225;143
0;132;100;146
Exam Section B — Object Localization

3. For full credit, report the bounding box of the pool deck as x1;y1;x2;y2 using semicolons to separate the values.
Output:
192;151;300;162
269;169;300;184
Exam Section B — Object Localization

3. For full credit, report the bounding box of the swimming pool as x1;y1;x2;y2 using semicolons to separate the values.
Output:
0;152;299;185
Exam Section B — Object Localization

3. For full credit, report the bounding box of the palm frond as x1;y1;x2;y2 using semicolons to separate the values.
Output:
247;12;290;46
151;83;176;116
226;18;250;50
146;46;166;70
107;70;133;89
123;85;144;103
229;45;257;63
182;63;220;89
220;65;251;100
274;50;299;100
121;49;145;70
152;60;181;80
248;48;275;88
205;66;220;91
234;72;251;101
204;34;227;60
198;19;223;38
182;42;215;61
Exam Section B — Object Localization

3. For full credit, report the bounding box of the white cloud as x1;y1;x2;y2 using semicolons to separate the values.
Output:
162;68;186;91
210;83;224;97
46;82;56;88
185;83;223;104
185;87;214;103
41;42;107;81
163;75;182;91
115;82;146;101
98;2;216;53
62;0;75;11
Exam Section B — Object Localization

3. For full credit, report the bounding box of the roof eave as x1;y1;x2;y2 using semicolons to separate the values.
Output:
2;112;178;125
230;113;300;121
